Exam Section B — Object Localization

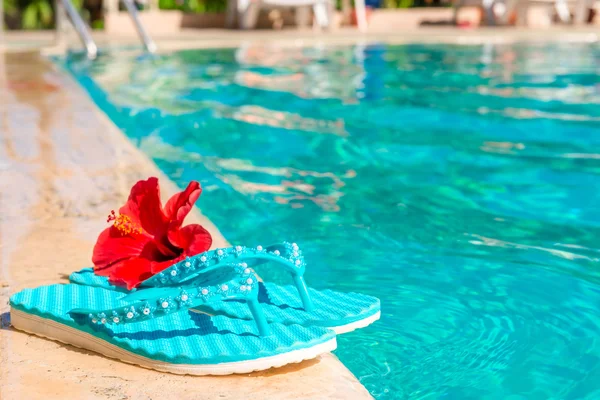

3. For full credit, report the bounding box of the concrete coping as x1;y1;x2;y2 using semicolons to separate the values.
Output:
0;51;373;400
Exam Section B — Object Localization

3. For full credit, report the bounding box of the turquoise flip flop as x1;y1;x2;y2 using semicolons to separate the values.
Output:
70;242;381;334
10;264;336;375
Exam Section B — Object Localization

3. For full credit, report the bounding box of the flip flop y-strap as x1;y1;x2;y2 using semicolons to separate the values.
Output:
69;264;271;336
142;242;315;312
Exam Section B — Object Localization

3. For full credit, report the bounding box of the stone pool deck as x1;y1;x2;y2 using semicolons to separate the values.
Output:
0;51;372;399
2;26;600;55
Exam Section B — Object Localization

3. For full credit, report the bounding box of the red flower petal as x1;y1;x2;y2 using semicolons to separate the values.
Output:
92;226;151;273
119;177;168;236
92;178;213;289
108;258;154;290
168;224;212;257
164;181;202;230
152;235;181;260
150;257;185;276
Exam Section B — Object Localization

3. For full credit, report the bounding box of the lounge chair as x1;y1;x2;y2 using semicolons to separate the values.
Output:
227;0;368;30
453;0;593;25
512;0;594;25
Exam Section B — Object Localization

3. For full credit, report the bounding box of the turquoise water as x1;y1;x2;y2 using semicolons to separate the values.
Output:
62;42;600;399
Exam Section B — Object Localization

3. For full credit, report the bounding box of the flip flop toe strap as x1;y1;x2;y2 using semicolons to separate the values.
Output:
69;264;271;336
142;242;315;312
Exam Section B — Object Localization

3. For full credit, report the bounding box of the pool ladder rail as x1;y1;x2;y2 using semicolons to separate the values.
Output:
60;0;157;59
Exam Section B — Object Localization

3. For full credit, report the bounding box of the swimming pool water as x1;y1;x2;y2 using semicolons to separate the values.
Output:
62;42;600;399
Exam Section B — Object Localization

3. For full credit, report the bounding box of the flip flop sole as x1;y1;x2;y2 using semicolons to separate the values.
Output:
11;309;336;375
10;284;337;375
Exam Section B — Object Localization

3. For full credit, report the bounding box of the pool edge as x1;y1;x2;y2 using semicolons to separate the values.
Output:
0;51;374;399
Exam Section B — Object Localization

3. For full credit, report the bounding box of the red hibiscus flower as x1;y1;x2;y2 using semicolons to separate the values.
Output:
92;177;212;289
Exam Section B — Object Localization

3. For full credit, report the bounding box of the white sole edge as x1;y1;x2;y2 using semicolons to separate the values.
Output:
331;311;381;335
188;309;381;335
10;308;337;376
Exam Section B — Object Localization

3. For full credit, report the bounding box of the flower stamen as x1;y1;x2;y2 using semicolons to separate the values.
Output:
106;210;116;223
107;210;142;235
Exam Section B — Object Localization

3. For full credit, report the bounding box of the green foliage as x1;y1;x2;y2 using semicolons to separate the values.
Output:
158;0;179;9
71;0;84;9
4;0;19;16
158;0;227;13
92;19;104;29
386;0;450;7
21;0;53;29
3;0;55;29
383;0;418;7
4;0;447;30
4;0;103;30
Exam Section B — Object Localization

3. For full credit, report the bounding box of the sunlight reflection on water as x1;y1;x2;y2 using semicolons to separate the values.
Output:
62;41;600;399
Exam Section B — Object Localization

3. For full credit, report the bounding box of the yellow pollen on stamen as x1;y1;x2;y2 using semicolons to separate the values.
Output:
111;214;143;235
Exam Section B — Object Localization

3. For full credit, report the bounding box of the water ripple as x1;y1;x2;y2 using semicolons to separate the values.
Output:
61;41;600;400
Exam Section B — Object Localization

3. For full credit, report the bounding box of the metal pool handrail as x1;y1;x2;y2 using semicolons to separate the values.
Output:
60;0;156;59
121;0;158;54
61;0;98;59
